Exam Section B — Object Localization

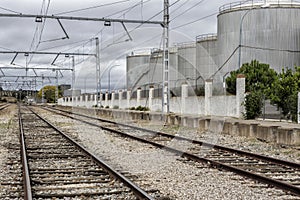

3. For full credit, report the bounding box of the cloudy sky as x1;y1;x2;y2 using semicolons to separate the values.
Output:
0;0;233;92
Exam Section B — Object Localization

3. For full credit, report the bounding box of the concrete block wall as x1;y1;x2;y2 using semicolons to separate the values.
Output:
59;77;246;118
57;104;300;146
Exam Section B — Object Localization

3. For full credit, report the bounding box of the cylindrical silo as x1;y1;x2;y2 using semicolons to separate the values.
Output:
126;53;150;90
177;42;197;86
196;33;218;82
216;0;300;80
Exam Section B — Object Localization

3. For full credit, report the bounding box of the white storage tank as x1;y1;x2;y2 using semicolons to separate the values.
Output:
216;0;300;78
126;53;150;90
176;42;197;86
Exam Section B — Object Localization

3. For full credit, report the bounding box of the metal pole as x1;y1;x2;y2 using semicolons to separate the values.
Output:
41;75;44;104
0;13;163;25
55;70;58;104
72;56;75;90
108;65;120;94
162;0;170;113
95;37;101;106
108;70;110;94
35;78;37;103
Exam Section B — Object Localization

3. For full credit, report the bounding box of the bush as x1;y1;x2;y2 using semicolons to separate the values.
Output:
243;91;263;119
129;106;150;111
113;105;119;109
136;106;150;111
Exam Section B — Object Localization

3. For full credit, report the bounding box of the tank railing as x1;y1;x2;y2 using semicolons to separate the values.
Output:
174;41;196;48
220;0;300;13
196;33;217;42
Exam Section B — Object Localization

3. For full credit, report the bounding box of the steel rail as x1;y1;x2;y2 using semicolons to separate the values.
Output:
42;106;300;196
18;104;33;200
45;106;300;169
27;106;154;200
0;103;10;111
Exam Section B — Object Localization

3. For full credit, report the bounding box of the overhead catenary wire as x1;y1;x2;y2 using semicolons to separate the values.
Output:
170;0;206;22
172;12;218;30
106;0;180;47
27;0;51;66
54;0;131;15
105;0;152;19
0;5;21;14
169;0;190;15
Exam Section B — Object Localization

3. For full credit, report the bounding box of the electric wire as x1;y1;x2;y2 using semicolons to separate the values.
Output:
54;0;131;15
170;0;206;22
39;39;92;52
169;0;190;15
105;0;152;18
108;0;180;46
0;6;21;14
172;12;218;30
28;0;51;66
209;46;240;79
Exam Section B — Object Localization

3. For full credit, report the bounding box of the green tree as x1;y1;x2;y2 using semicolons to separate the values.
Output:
226;60;278;119
38;85;61;103
243;90;263;119
226;60;277;95
270;67;300;121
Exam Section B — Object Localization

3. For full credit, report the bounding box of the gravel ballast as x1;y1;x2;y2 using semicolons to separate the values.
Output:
34;106;300;199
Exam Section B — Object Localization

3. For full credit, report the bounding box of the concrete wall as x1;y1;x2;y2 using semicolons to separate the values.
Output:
59;77;245;118
61;105;300;146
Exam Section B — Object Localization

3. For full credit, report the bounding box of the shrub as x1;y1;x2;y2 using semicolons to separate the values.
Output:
243;91;263;119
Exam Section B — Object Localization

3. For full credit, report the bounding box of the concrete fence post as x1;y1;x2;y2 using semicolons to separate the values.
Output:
99;92;102;104
236;74;246;118
80;95;83;106
105;92;108;107
127;90;131;109
181;83;188;114
85;95;89;108
137;88;141;107
111;91;115;108
119;90;123;109
94;94;97;107
149;86;154;110
205;79;213;116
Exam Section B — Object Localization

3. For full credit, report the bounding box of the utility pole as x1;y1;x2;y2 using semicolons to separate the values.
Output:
95;37;101;106
41;74;44;104
72;56;75;90
162;0;170;113
55;70;58;104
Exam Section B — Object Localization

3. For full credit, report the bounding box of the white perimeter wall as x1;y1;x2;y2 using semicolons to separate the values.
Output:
59;84;240;118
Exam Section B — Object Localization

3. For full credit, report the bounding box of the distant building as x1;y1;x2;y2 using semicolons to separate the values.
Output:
63;89;81;97
59;84;71;93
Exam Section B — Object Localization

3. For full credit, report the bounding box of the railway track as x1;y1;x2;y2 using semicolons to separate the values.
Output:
40;105;300;197
19;105;155;199
0;103;10;111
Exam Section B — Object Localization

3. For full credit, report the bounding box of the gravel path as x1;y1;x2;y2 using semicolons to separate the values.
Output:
35;106;300;200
